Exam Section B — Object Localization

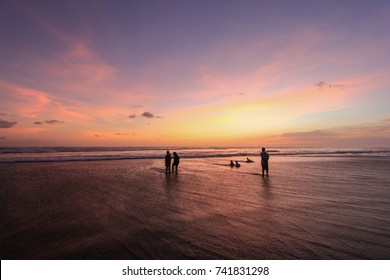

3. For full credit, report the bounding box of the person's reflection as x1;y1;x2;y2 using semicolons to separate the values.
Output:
261;176;273;200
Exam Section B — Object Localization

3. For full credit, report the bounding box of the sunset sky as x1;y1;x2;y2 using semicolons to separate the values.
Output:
1;0;389;147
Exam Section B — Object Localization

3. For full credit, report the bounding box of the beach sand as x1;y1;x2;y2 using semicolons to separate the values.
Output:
1;156;390;259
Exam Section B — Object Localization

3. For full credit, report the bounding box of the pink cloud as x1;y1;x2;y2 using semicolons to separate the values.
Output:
265;120;390;147
16;2;118;99
0;80;51;118
0;80;97;125
34;40;118;98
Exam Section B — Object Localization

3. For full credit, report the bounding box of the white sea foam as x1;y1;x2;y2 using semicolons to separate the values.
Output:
0;147;389;163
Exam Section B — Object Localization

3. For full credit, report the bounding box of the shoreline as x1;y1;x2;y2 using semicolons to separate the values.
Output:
1;147;390;164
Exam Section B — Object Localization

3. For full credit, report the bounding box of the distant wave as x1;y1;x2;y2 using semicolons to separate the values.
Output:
0;147;389;163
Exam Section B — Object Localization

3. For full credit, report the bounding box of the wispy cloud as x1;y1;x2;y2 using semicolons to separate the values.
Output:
230;92;246;97
128;114;137;119
314;81;348;91
53;41;117;88
45;120;64;125
281;130;336;138
34;120;64;125
0;80;51;119
0;119;17;128
19;1;117;87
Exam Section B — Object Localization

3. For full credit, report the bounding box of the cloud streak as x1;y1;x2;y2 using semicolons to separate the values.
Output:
128;112;164;119
34;120;64;125
230;92;246;97
0;80;51;119
280;130;336;139
314;81;348;91
141;112;163;118
45;120;64;125
0;119;17;128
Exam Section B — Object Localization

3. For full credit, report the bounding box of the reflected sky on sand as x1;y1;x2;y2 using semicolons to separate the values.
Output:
1;155;389;259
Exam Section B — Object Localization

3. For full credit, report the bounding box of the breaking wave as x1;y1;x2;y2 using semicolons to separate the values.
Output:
0;146;389;163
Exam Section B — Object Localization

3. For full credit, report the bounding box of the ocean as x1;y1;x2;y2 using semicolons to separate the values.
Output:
1;146;389;163
1;147;390;259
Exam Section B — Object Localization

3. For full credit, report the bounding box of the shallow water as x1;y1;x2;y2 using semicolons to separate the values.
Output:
1;156;389;259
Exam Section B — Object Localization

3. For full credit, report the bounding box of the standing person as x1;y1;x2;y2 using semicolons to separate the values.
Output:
165;151;172;174
172;152;180;173
260;147;269;176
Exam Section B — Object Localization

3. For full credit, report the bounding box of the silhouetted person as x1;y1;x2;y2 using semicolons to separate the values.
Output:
260;147;269;176
246;157;254;162
172;152;180;173
230;160;235;167
165;151;172;173
235;161;241;167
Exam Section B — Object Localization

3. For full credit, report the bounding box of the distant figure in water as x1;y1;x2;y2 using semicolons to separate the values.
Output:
246;157;254;163
172;152;180;173
235;161;241;167
165;151;172;173
260;147;269;176
230;160;235;167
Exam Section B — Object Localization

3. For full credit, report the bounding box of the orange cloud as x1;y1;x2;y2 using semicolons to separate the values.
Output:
0;80;51;118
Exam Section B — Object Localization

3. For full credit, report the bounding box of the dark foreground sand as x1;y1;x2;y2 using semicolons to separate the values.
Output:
1;156;390;259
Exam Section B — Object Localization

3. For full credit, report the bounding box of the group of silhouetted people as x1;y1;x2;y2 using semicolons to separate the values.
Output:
229;157;255;167
164;147;270;176
229;160;241;167
165;151;180;173
229;147;270;176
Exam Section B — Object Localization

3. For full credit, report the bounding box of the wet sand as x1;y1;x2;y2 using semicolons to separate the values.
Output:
1;156;390;259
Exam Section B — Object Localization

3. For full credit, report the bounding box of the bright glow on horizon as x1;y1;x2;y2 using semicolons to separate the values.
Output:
0;0;389;147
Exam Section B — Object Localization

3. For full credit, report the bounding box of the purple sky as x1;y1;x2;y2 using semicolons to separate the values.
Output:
1;0;390;146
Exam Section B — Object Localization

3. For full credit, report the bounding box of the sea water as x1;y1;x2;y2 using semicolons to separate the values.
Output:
0;146;389;163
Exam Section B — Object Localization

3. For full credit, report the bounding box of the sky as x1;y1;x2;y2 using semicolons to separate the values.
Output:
0;0;389;147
